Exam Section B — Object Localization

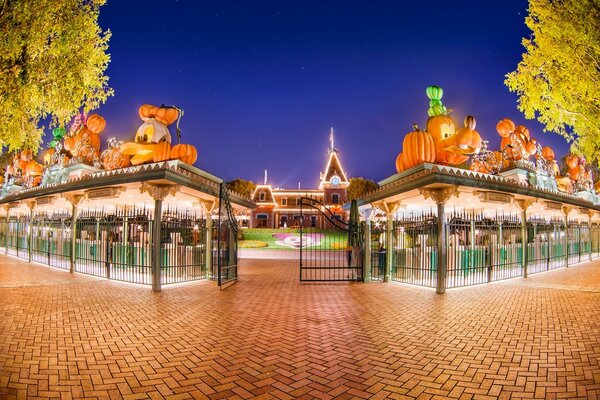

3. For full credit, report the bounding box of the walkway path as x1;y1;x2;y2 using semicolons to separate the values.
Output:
1;256;600;399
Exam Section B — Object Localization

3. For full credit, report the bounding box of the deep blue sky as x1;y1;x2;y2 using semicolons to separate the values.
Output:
90;0;570;187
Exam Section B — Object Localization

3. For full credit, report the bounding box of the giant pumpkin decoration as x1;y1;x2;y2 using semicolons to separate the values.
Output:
171;144;197;165
566;155;578;169
402;124;436;169
120;104;198;166
541;146;555;161
445;116;482;155
395;152;406;173
424;85;470;166
496;118;515;138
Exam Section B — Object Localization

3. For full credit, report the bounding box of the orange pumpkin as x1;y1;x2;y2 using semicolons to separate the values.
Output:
64;136;77;152
568;165;584;181
86;114;106;134
500;134;523;161
566;155;578;169
514;125;530;141
524;140;537;155
171;144;197;165
395;152;405;173
496;118;515;138
427;115;455;143
20;149;33;161
139;104;180;125
101;147;131;170
436;134;469;165
541;146;555;161
43;148;56;165
152;141;172;163
447;116;482;155
25;160;43;176
402;125;436;169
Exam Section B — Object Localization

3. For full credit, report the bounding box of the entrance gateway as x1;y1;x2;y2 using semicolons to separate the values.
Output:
298;197;363;282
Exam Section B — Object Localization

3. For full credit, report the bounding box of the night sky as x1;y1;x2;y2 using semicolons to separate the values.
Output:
86;0;570;187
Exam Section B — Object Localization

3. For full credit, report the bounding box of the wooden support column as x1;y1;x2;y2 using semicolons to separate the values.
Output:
419;186;460;294
63;194;85;273
515;198;535;278
26;201;36;263
562;206;572;268
140;183;180;292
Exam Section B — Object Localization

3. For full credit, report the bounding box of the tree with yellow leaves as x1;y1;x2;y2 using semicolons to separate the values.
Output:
0;0;113;152
506;0;599;161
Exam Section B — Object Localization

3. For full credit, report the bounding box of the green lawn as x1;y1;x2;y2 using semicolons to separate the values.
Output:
239;229;349;250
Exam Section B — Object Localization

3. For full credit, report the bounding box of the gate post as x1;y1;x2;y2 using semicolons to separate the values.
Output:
198;200;215;280
364;217;371;283
419;186;460;294
515;199;534;278
562;206;572;268
63;194;85;274
140;183;180;292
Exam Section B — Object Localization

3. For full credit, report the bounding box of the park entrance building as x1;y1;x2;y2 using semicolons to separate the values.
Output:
0;161;254;291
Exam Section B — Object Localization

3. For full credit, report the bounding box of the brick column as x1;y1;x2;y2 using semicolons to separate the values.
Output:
363;217;371;283
26;201;36;263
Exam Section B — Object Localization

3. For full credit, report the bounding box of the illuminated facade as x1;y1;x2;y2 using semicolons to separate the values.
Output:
250;131;349;228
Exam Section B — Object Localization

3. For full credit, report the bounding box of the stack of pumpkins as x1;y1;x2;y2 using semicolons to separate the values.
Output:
565;154;593;192
496;118;538;165
5;150;44;188
395;86;482;173
119;104;198;167
64;114;105;166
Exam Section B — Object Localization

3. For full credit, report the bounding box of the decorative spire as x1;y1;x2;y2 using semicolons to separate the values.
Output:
264;169;268;185
329;127;334;153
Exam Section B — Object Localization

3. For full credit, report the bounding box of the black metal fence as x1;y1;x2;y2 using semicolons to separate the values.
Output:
392;212;438;288
161;209;208;284
389;210;598;289
7;214;30;259
31;211;72;270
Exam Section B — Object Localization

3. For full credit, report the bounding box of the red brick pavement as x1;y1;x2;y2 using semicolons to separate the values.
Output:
1;256;600;399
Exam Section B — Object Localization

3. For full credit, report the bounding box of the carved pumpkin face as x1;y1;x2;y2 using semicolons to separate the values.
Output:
135;119;172;144
427;115;455;144
445;116;482;155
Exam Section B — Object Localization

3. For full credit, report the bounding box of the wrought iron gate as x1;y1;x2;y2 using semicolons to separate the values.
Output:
299;197;363;282
215;183;238;287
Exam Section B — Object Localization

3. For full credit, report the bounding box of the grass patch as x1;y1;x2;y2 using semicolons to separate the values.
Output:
239;228;350;250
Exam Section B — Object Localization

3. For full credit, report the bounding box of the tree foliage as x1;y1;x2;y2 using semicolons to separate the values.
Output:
227;178;257;198
0;0;113;152
347;177;379;200
505;0;600;161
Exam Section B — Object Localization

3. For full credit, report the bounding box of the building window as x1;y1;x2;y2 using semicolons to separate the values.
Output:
311;215;317;228
281;197;287;206
259;191;266;202
280;215;288;227
332;194;339;204
256;213;268;228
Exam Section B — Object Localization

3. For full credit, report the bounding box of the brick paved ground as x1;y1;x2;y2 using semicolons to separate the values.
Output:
1;256;600;399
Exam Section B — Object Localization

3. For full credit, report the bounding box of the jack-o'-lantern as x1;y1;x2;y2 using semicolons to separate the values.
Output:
402;124;436;169
445;116;482;155
43;148;56;165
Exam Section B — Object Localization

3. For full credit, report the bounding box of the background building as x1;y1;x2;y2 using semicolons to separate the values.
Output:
250;130;349;228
